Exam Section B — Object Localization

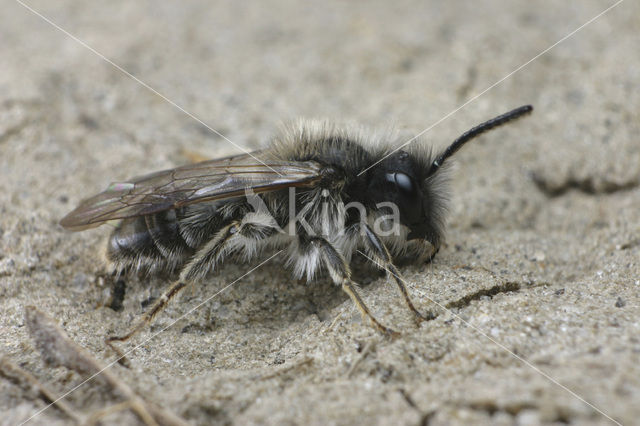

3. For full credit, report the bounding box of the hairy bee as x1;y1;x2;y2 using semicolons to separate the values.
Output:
61;105;532;340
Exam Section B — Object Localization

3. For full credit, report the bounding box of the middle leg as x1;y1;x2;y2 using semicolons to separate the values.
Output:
298;236;399;337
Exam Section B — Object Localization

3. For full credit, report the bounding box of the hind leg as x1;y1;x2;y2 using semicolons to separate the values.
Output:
106;219;279;352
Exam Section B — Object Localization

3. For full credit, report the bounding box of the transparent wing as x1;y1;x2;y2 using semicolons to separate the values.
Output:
60;152;323;231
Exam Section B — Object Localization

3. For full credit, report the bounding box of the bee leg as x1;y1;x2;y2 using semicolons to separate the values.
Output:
106;220;277;356
308;237;400;338
106;278;188;364
360;225;436;323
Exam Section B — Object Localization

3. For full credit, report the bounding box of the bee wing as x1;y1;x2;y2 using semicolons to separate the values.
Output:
60;152;323;231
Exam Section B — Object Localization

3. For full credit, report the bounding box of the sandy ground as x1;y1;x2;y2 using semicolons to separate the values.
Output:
1;1;639;425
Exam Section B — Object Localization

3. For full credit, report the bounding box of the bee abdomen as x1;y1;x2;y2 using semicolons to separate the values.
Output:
106;202;231;274
145;210;192;262
107;210;193;274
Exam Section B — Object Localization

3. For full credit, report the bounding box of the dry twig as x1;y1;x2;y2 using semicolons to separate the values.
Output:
0;357;82;423
24;306;188;426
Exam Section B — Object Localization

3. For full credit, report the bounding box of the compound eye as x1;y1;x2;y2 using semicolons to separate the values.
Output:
394;172;415;195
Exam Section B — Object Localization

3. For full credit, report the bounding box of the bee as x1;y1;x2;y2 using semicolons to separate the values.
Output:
61;105;532;343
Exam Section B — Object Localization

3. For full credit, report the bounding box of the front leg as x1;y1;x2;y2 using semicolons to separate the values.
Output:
360;224;436;322
300;236;399;337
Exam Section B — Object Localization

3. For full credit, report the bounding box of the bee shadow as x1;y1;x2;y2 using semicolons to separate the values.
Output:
106;253;386;336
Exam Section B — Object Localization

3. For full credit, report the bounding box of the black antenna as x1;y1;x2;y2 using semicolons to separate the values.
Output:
427;105;533;177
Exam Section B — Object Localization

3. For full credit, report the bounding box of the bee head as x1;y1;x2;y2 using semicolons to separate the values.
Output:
364;105;533;253
365;149;447;249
